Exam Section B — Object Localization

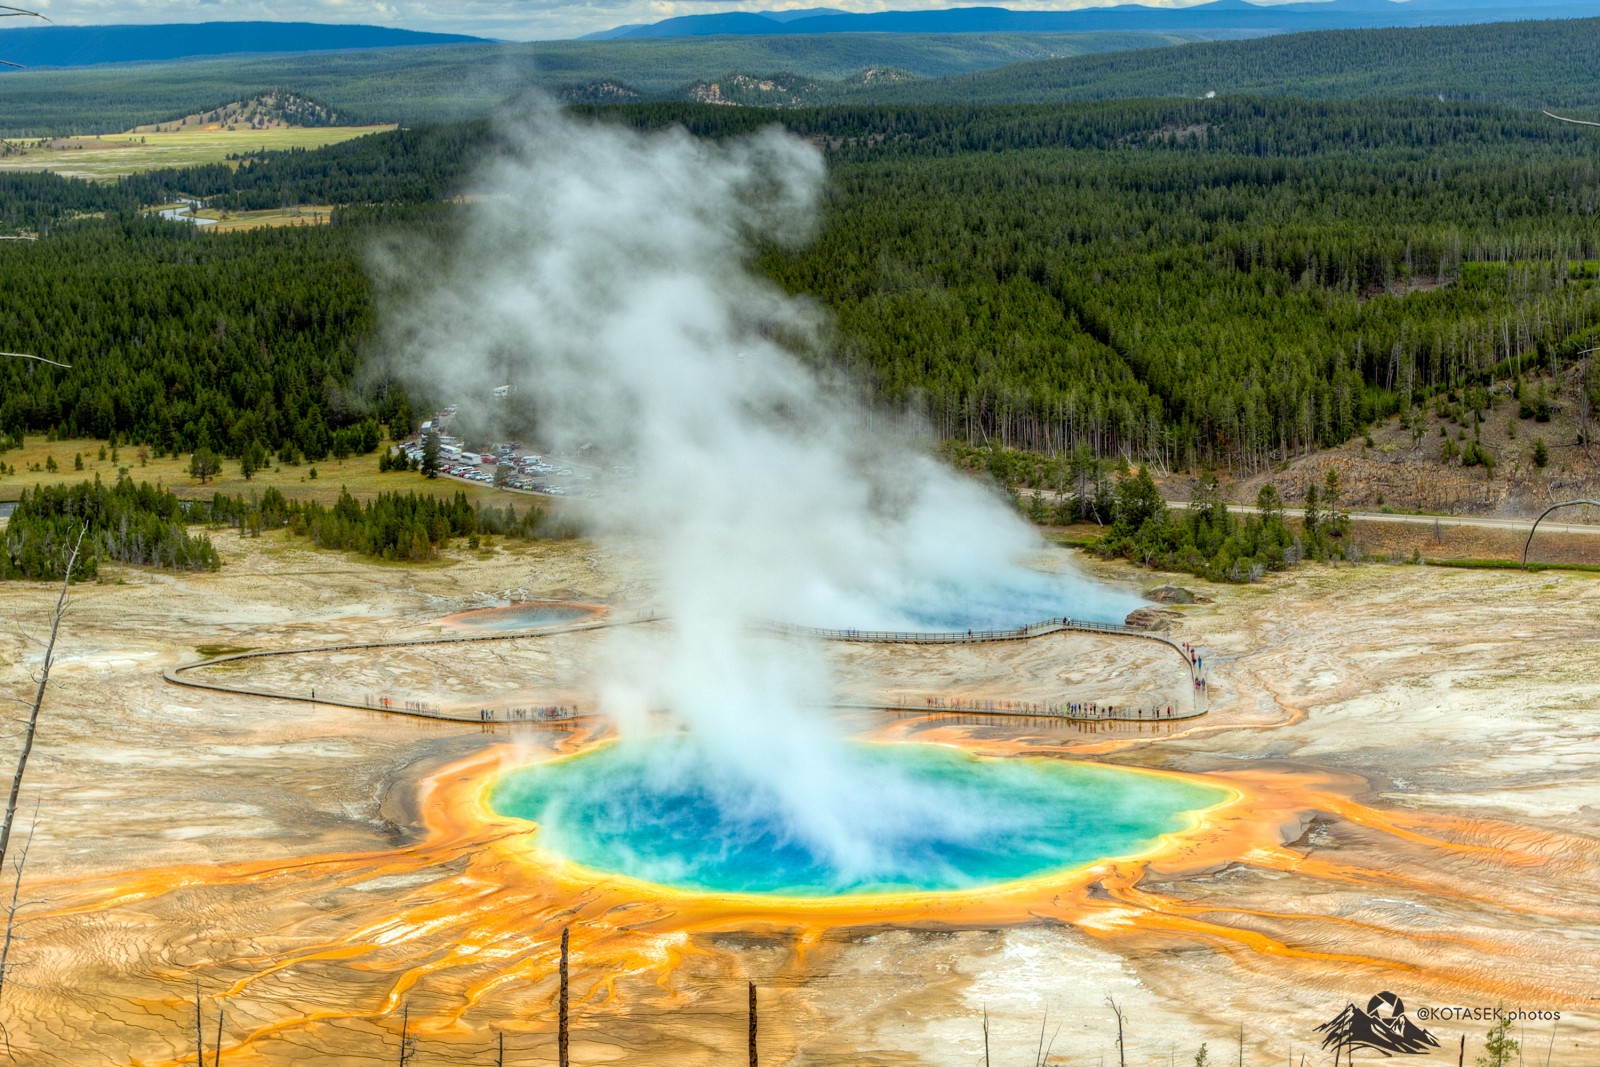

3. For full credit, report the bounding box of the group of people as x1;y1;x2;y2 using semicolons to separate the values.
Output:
918;696;1052;714
1064;703;1180;720
1181;640;1210;694
502;705;574;722
908;695;1188;721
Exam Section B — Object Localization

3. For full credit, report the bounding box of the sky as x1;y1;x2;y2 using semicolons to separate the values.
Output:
8;0;1308;44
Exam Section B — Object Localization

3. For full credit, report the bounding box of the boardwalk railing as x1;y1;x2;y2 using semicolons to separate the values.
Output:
162;610;653;725
766;621;1053;643
768;615;1208;720
769;616;1172;645
838;699;1205;723
165;610;1209;725
770;617;1200;669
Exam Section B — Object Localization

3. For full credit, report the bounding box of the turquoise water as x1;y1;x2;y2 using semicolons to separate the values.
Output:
491;742;1228;896
886;565;1142;631
454;604;593;630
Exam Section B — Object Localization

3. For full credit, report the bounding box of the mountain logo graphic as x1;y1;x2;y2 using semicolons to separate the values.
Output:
1315;991;1441;1057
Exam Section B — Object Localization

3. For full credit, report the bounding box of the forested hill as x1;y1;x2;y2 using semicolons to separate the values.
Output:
0;22;491;70
856;17;1600;109
0;33;1175;137
7;16;1598;137
3;97;1599;478
591;0;1596;41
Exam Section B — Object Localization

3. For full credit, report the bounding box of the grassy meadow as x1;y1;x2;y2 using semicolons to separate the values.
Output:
0;436;517;508
178;203;337;231
0;125;395;181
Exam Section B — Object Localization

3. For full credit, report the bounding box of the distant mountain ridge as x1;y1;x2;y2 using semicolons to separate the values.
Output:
0;22;493;69
585;0;1597;40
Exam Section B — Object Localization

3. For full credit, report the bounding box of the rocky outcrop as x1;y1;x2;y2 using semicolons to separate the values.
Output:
1125;607;1181;631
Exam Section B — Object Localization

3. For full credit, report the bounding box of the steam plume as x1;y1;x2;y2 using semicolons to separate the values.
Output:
380;108;1138;882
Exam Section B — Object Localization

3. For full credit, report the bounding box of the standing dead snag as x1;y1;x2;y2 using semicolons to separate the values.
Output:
396;1001;416;1065
186;985;224;1067
748;981;758;1067
0;530;82;879
0;800;37;1014
559;927;570;1067
0;532;82;1023
1107;996;1126;1067
1034;1009;1062;1067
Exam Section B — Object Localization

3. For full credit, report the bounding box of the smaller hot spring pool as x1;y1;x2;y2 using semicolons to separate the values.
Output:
886;566;1137;631
491;742;1229;896
447;603;600;631
784;552;1146;634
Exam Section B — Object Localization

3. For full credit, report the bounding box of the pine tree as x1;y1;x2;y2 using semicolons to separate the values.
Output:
1475;1016;1518;1067
1322;468;1347;537
1302;484;1321;544
189;448;222;485
239;440;268;481
421;430;441;480
1112;468;1165;533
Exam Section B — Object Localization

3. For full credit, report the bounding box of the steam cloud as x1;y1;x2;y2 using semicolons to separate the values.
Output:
381;108;1139;883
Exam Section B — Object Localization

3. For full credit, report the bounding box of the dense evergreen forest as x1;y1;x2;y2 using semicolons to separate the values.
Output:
1;476;572;580
0;477;220;581
4;95;1599;478
860;17;1600;109
753;99;1600;467
0;215;405;460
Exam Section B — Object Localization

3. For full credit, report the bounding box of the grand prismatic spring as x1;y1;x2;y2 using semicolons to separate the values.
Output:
490;740;1231;897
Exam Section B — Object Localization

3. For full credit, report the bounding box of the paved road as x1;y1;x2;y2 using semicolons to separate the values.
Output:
1162;500;1600;537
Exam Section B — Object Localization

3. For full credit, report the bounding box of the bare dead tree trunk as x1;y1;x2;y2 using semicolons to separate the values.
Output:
213;1004;223;1067
1106;996;1126;1067
0;530;82;878
748;981;757;1067
982;1007;991;1067
0;352;68;368
559;927;569;1067
1238;1023;1244;1067
1041;1015;1062;1067
397;1001;415;1066
0;801;37;1008
194;980;204;1067
497;1029;504;1067
1035;1010;1062;1067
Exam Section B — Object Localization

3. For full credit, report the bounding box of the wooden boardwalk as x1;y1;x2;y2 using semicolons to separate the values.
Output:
164;611;1208;725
